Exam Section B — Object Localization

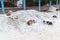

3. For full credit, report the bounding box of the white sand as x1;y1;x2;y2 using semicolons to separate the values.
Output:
0;9;60;40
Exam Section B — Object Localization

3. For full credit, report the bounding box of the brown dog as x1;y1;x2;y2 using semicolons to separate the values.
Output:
6;10;13;16
27;20;35;25
6;13;11;16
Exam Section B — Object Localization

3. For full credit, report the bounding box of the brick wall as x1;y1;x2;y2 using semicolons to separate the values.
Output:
4;0;10;2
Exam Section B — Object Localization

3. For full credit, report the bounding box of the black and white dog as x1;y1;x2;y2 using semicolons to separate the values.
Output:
43;20;53;25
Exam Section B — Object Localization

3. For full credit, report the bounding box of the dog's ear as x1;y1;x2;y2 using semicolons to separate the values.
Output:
53;15;57;18
33;20;35;23
56;9;59;11
43;20;45;23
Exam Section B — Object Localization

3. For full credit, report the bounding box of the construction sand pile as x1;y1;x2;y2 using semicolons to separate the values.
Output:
0;9;60;40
